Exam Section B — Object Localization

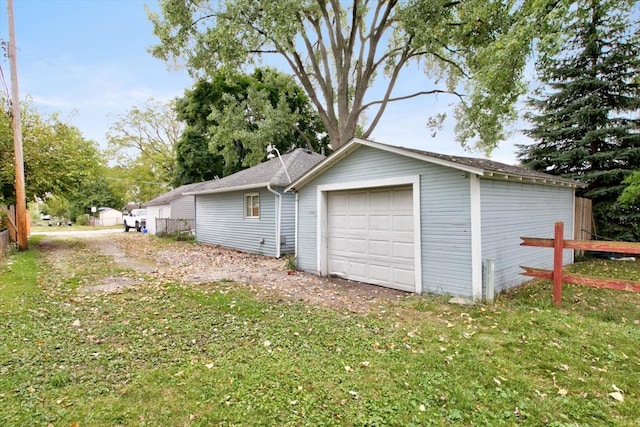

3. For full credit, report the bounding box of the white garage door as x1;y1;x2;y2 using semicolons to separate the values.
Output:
327;186;415;292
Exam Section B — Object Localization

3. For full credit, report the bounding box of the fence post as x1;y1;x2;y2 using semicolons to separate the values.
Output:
553;221;564;306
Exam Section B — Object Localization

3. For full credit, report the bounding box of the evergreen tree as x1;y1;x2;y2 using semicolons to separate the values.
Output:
518;0;640;241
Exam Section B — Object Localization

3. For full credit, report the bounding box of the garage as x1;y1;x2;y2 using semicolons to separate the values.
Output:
288;138;580;298
327;186;415;292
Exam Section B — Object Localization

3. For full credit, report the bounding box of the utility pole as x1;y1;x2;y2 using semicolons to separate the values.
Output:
7;0;28;250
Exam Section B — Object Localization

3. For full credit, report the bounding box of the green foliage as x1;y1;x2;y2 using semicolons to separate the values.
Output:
75;214;89;226
148;0;556;152
0;99;106;204
619;171;640;207
106;99;182;202
45;195;71;221
284;255;297;271
174;68;328;184
519;0;640;241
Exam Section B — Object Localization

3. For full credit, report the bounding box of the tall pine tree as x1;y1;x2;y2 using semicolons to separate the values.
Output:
518;0;640;241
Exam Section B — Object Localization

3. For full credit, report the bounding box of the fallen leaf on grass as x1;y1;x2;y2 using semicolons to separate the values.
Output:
558;388;568;396
609;392;624;402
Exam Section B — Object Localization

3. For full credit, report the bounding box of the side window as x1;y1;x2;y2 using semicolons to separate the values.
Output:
245;193;260;218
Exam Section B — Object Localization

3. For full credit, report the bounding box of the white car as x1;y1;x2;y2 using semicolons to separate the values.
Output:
124;209;147;232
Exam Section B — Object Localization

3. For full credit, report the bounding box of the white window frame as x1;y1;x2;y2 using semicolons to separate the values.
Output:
244;192;260;218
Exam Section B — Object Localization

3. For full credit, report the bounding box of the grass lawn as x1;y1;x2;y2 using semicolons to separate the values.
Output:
1;238;639;426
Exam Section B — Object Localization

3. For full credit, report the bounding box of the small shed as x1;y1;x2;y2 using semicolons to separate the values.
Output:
286;138;583;299
187;148;325;258
143;182;202;235
96;207;123;227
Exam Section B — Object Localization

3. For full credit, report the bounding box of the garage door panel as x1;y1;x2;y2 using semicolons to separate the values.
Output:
370;264;391;282
394;268;415;288
393;215;414;232
348;192;367;208
348;215;368;229
347;238;368;254
329;214;347;230
330;193;348;209
369;239;391;257
369;215;390;231
327;186;415;293
329;258;347;275
392;241;414;259
348;260;368;277
369;191;391;208
393;189;413;208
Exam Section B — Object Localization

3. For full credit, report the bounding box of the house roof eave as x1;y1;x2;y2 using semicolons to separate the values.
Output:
186;182;274;196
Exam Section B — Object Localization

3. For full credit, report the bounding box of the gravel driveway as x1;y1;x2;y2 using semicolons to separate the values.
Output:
43;231;410;313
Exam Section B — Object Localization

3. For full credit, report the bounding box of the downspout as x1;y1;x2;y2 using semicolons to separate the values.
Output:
266;184;281;258
294;190;299;259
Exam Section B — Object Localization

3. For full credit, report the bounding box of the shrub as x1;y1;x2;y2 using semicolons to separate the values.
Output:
75;214;89;226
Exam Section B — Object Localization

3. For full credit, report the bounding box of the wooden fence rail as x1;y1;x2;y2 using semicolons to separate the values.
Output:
520;221;640;306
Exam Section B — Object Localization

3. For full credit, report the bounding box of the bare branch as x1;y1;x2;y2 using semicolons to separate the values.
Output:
360;90;464;112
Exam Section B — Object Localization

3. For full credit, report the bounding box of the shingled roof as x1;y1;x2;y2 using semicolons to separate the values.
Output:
187;148;326;195
143;181;203;207
399;146;582;186
287;138;584;191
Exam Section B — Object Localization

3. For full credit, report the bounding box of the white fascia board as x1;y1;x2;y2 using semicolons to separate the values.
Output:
482;172;584;189
185;182;272;196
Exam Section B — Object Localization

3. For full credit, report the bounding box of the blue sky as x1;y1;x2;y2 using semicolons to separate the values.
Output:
0;0;527;164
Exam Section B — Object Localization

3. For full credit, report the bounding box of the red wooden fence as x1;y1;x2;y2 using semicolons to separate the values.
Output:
520;222;640;306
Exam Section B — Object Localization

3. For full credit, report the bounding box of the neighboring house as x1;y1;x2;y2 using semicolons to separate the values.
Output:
96;207;123;226
186;148;325;258
286;138;584;300
143;182;202;235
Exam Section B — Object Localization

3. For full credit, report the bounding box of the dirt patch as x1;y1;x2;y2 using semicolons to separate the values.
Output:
42;233;410;312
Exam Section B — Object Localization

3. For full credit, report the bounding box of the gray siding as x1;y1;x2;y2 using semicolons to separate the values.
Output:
480;179;574;293
195;188;278;257
296;145;474;296
171;195;195;220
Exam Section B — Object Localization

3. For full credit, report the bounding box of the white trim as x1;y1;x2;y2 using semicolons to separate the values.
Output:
470;174;482;300
317;189;328;275
244;192;260;219
412;177;423;294
316;175;422;294
186;182;271;196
